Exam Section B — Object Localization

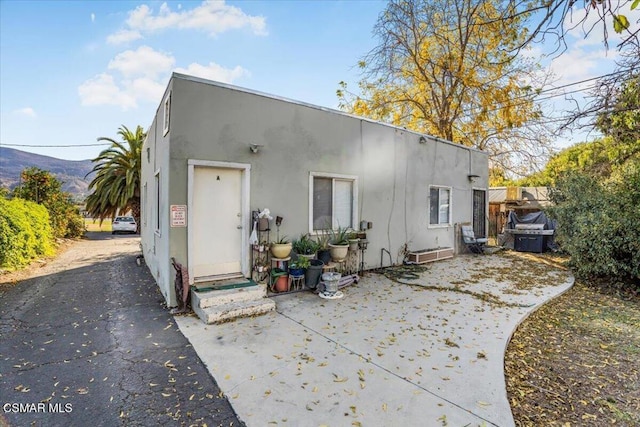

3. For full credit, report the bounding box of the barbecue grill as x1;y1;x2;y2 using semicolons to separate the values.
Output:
505;224;554;253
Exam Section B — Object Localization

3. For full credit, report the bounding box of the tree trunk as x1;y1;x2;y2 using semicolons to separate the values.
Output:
130;198;141;233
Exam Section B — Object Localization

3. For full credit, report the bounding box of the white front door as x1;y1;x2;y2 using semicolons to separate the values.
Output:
192;166;243;279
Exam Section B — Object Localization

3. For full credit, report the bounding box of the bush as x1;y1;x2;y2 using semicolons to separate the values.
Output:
547;164;640;287
0;198;55;269
11;168;85;239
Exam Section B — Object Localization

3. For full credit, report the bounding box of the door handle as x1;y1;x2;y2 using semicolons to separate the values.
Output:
237;225;243;229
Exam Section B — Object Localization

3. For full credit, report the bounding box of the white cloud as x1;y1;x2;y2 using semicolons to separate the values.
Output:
78;73;137;110
91;13;95;23
174;62;250;83
548;48;606;84
129;77;167;102
107;0;267;44
79;46;249;110
106;29;142;45
14;107;37;118
108;46;174;78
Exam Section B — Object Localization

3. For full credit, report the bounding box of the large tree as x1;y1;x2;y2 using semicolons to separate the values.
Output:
338;0;554;176
86;125;145;229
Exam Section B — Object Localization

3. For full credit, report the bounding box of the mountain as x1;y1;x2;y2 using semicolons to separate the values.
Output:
0;147;95;200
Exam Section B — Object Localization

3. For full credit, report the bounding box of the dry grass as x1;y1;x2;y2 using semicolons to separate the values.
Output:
506;274;640;426
84;218;112;232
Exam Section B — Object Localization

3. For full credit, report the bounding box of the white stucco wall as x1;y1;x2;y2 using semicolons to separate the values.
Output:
142;73;489;306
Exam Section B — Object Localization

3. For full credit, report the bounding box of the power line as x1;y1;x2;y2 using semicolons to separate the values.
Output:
0;142;111;148
460;68;636;118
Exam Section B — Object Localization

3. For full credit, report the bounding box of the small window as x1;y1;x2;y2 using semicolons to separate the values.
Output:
310;173;357;231
142;183;147;226
163;93;171;136
154;171;161;233
429;186;451;226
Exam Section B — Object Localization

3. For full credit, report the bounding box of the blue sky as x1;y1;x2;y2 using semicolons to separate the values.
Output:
0;0;636;161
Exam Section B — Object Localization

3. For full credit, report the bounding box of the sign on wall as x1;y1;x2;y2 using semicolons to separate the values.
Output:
170;205;187;227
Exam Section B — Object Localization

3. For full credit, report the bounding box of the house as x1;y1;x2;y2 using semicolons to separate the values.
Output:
140;73;489;311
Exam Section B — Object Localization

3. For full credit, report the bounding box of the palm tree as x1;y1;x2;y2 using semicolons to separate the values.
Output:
85;125;145;230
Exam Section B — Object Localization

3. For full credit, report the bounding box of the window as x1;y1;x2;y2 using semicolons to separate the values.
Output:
142;183;147;226
310;173;357;231
154;171;161;233
429;186;451;225
162;93;171;136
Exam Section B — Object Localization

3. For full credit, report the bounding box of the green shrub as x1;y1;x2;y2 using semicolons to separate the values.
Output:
547;164;640;287
64;212;86;238
0;198;55;270
11;168;85;239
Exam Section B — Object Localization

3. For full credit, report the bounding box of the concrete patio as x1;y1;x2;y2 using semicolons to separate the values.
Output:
175;252;573;426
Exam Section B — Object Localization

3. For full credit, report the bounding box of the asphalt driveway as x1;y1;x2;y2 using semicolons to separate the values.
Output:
176;252;573;427
0;233;242;427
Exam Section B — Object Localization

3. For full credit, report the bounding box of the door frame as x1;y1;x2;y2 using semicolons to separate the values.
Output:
187;159;251;284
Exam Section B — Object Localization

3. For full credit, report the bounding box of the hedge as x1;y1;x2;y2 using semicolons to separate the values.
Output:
0;198;56;270
547;163;640;286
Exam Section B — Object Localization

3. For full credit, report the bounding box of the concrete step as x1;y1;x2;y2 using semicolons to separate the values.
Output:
192;284;267;309
193;298;276;324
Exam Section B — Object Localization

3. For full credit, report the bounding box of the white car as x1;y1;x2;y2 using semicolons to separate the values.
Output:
112;216;137;234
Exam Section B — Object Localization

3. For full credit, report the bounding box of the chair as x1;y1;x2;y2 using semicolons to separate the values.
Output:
461;225;488;254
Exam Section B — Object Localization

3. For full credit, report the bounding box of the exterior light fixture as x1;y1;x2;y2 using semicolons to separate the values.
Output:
467;174;480;182
249;144;263;154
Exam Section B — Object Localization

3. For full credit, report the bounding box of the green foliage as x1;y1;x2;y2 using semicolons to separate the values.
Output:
273;235;290;244
86;125;144;227
290;256;311;270
11;167;84;238
329;226;351;245
595;75;639;162
292;233;320;255
547;164;640;286
613;14;630;33
0;198;55;269
315;232;330;250
517;137;640;188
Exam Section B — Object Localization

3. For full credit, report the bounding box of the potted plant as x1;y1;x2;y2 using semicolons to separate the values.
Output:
289;256;310;277
271;268;289;292
305;259;324;289
328;226;350;261
292;233;319;260
270;236;292;259
347;231;359;251
315;232;332;265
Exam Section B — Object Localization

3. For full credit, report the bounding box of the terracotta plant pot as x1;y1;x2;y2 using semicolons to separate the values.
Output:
274;274;289;292
328;243;349;261
271;243;292;259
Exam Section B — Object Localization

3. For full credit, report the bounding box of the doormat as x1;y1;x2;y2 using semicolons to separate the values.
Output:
193;278;257;292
